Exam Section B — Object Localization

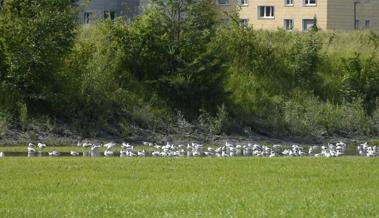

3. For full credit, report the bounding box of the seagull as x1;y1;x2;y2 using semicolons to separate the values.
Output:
28;143;36;152
48;151;60;157
269;152;276;158
82;142;92;149
137;150;146;157
120;150;127;157
104;142;116;151
70;151;80;156
28;147;36;153
221;151;229;157
91;144;101;151
152;151;160;157
38;143;47;150
104;150;114;157
121;142;131;150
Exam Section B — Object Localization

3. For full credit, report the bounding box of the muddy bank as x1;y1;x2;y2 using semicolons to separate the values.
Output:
0;122;373;146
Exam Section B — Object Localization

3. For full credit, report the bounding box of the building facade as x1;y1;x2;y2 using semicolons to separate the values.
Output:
78;0;147;23
216;0;379;31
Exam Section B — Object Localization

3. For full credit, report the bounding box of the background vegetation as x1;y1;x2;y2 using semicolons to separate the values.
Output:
1;0;379;140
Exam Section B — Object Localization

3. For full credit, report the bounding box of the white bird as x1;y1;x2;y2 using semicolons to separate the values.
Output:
187;150;193;157
137;150;146;157
193;150;201;157
104;150;114;157
221;151;229;157
104;142;116;150
120;150;127;157
127;150;137;157
48;151;60;157
37;143;47;150
91;144;101;151
121;142;132;149
28;143;36;148
308;146;313;156
0;152;4;157
70;151;80;156
28;147;36;153
82;142;92;149
152;151;160;157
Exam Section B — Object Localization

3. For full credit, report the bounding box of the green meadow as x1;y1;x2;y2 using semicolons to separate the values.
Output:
0;157;378;217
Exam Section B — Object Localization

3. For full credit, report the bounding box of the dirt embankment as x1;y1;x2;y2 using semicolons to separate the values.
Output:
0;121;372;146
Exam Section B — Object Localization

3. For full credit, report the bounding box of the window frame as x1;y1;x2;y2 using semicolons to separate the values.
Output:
84;12;92;24
304;0;316;6
257;6;275;19
355;19;360;29
365;20;370;28
240;0;248;6
217;0;230;5
284;0;294;6
302;18;315;31
284;19;294;30
104;10;115;20
240;18;249;27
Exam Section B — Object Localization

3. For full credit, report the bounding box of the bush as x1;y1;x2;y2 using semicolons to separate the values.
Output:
283;95;372;137
0;111;9;136
197;104;229;135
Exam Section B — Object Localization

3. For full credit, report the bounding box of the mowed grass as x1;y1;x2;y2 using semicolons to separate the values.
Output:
0;158;378;217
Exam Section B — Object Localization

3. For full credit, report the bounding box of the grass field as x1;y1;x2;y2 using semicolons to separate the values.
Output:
0;157;378;217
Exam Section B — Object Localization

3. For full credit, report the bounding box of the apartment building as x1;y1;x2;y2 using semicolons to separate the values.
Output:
216;0;379;31
78;0;148;23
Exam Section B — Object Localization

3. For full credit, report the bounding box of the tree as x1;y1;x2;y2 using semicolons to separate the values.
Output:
0;0;78;115
120;0;227;119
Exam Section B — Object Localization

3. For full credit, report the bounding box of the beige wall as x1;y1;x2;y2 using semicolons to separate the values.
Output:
217;0;328;30
217;0;379;31
241;0;327;30
327;0;379;31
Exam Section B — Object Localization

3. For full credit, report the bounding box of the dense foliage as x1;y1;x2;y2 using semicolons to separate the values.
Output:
1;0;379;139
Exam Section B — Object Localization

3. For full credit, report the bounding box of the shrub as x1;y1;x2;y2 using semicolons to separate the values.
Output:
283;95;372;137
0;111;9;136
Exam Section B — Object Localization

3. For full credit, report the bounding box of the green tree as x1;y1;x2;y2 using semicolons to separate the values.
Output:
121;0;226;119
0;0;78;115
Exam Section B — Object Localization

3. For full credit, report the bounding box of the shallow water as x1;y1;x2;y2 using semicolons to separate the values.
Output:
0;151;120;158
0;150;370;158
0;144;374;158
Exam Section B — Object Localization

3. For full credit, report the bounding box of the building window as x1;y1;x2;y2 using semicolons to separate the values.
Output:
355;20;360;29
240;19;249;27
365;20;370;28
304;0;316;6
104;11;115;20
284;19;294;30
284;0;294;6
84;12;92;24
240;0;248;6
303;19;315;31
217;0;229;5
258;6;275;19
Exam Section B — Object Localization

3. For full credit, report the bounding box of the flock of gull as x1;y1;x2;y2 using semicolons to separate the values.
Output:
0;140;376;158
